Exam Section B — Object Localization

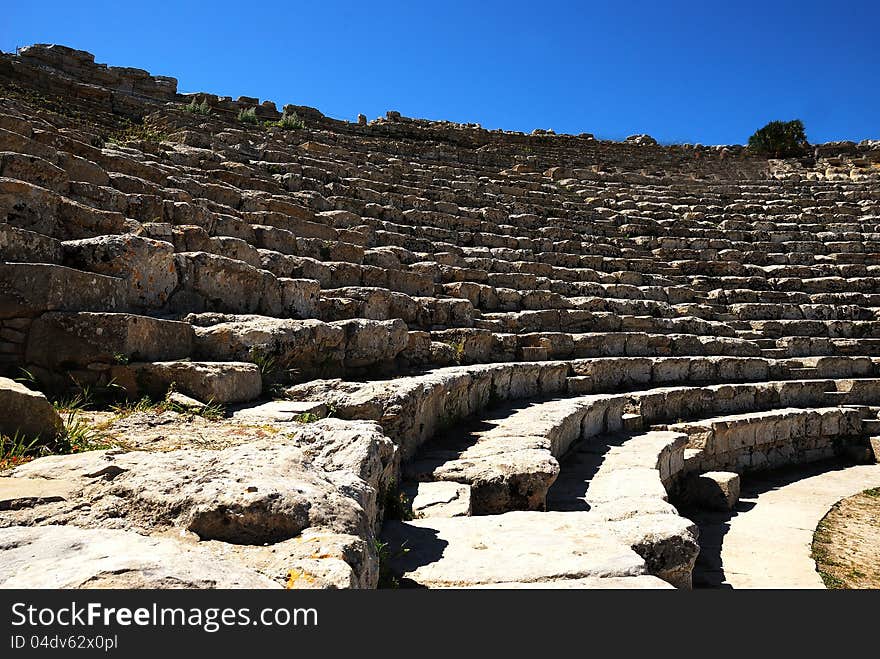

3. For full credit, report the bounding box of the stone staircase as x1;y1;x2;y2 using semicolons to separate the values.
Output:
1;43;879;590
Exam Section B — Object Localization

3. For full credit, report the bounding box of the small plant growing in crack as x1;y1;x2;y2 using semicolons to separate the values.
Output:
237;107;258;124
248;347;278;378
382;479;414;521
185;98;212;115
375;538;410;589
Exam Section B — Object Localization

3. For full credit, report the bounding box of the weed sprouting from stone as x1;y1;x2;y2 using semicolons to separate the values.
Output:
374;538;410;589
237;107;258;124
248;348;277;378
185;98;212;115
382;479;414;521
265;110;304;130
110;385;226;422
0;430;42;471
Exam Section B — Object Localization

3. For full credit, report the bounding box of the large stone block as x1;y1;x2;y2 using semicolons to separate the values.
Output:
25;312;194;369
172;251;276;315
190;315;346;378
4;417;395;587
0;152;67;193
62;234;178;308
0;222;63;263
0;376;62;439
334;318;409;368
0;526;280;589
0;263;127;319
382;511;646;587
114;360;261;404
680;471;741;511
0;177;58;236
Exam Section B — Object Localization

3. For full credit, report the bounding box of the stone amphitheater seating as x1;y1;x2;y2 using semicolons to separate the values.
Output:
1;44;879;590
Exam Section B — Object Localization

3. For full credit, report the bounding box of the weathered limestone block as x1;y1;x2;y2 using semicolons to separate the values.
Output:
569;357;652;392
0;263;127;319
232;400;329;423
289;418;399;530
62;234;178;308
172;251;276;314
25;312;193;370
56;196;126;239
715;356;771;381
279;278;320;318
610;514;700;589
206;529;373;589
56;151;109;186
0;526;280;589
652;357;692;382
0;377;62;439
811;356;874;378
777;380;833;406
363;265;434;297
114;360;261;404
0;152;68;193
252;224;299;254
0;177;59;236
432;328;511;364
397;330;432;364
0;222;63;263
426;340;458;366
190;315;345;375
0;128;58;161
680;471;741;511
333;318;409;368
3;418;395;587
317;209;363;228
406;441;560;514
208;235;262;268
325;286;413;323
171;225;212;253
96;151;167;187
422;297;475;328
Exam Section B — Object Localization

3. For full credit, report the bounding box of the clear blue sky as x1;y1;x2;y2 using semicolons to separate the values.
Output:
2;1;878;145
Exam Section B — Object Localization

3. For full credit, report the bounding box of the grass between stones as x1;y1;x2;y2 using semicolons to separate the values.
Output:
0;409;111;472
0;375;230;471
811;487;880;589
110;394;226;422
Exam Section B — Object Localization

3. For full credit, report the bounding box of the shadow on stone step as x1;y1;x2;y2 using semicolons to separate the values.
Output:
546;432;632;512
404;398;560;477
379;522;449;588
685;457;857;588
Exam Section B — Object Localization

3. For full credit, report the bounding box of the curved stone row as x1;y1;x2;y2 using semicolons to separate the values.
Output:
404;379;878;514
384;398;874;588
286;355;879;458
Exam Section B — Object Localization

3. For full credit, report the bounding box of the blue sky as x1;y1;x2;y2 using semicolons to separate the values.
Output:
2;1;878;145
